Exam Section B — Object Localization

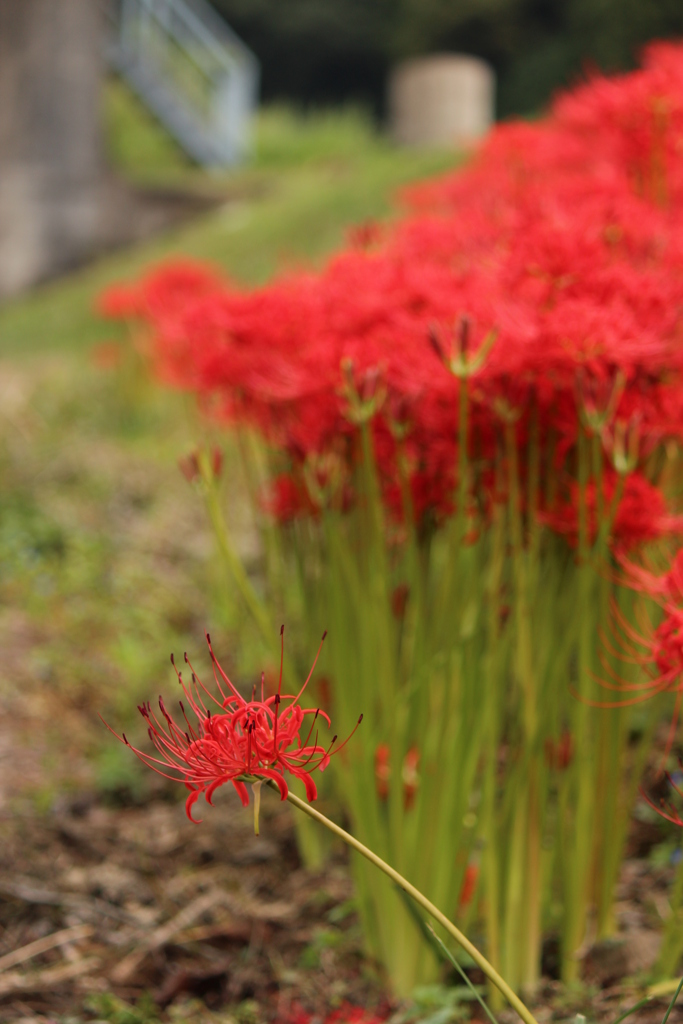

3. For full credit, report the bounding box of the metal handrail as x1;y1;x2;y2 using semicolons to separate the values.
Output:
108;0;259;166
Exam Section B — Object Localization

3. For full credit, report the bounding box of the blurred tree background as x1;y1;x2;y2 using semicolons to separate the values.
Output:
209;0;683;117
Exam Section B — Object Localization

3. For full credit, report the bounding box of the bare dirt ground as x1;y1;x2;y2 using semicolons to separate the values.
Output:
0;785;380;1023
0;771;681;1024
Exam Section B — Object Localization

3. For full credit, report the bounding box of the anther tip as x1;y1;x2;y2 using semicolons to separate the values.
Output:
170;653;175;665
184;652;188;663
122;733;128;745
358;713;364;723
280;624;284;636
206;632;211;644
322;630;328;641
331;735;337;744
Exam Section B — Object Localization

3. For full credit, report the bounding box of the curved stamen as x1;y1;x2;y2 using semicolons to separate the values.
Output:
290;631;327;706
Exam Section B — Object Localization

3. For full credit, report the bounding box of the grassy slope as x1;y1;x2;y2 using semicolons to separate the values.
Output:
0;86;455;357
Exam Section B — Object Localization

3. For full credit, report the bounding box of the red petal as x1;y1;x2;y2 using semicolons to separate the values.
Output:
232;779;250;807
260;769;289;801
185;788;203;823
205;777;228;805
295;771;318;802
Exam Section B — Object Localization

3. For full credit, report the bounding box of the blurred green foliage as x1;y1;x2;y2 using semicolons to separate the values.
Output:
104;75;192;184
84;992;162;1024
210;0;683;117
0;354;214;806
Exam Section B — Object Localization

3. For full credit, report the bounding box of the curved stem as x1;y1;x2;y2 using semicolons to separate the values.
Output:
270;782;540;1024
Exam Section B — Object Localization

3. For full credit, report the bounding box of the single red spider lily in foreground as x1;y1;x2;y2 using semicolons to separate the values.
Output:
103;627;362;832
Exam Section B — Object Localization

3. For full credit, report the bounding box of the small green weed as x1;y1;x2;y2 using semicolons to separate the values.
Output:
394;984;479;1024
84;991;162;1024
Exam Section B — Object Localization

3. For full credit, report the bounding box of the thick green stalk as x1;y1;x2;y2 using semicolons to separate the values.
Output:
590;435;617;937
321;502;435;992
501;795;527;989
562;425;595;981
524;766;542;991
505;423;537;744
457;376;470;546
272;783;541;1024
432;376;470;648
597;693;659;939
504;421;542;992
482;496;506;1002
526;406;541;569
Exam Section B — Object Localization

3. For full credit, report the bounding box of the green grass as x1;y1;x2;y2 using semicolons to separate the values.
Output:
0;84;456;358
104;74;193;182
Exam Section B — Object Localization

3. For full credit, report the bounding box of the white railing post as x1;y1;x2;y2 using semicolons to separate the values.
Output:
107;0;259;167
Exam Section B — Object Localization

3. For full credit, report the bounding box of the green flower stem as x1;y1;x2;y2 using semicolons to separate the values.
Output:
482;496;505;1002
563;424;596;981
504;420;542;991
457;375;470;546
432;376;470;649
270;782;541;1024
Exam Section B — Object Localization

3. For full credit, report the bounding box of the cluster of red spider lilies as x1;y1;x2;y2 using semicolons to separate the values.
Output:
101;40;683;993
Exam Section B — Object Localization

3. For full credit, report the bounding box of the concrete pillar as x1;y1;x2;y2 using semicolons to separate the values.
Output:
388;54;495;149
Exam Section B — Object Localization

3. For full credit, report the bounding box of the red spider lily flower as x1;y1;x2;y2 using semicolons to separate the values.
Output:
591;600;683;762
104;628;362;830
618;547;683;606
539;471;683;552
97;43;683;549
